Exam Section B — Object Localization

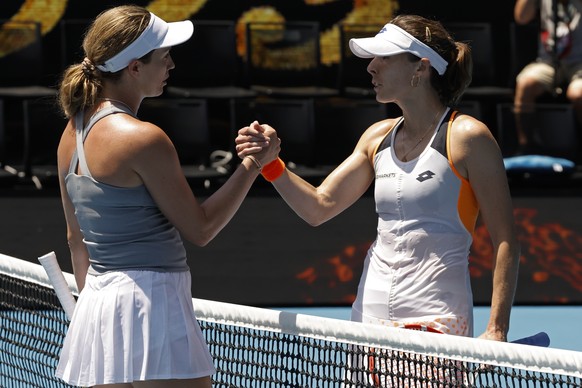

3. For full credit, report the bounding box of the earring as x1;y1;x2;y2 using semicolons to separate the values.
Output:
410;75;420;87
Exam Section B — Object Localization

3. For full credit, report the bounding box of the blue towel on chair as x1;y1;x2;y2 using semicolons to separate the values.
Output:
503;155;575;174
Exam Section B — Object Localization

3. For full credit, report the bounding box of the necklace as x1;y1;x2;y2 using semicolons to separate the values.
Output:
400;108;443;162
98;98;135;115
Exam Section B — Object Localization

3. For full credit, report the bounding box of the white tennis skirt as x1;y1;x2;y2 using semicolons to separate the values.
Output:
55;270;216;386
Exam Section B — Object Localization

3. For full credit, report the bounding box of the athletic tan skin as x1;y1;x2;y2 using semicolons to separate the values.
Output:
57;46;278;388
236;34;520;343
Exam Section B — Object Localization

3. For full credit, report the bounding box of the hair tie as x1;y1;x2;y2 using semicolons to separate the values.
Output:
81;57;96;78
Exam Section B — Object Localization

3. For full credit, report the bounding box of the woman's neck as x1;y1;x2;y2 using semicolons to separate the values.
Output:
401;104;446;135
98;97;134;113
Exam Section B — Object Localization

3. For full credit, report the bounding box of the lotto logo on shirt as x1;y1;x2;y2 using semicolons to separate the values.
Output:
416;170;436;182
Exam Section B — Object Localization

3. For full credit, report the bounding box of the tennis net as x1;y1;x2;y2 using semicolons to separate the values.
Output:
1;252;581;387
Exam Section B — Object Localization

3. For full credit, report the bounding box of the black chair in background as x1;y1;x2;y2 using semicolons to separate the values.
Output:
230;97;333;184
166;20;256;100
0;99;19;188
497;102;579;160
0;20;56;99
244;21;339;98
0;20;57;185
445;22;514;137
19;98;67;189
139;98;230;190
165;20;257;153
337;23;381;98
314;98;395;166
454;99;483;120
59;18;91;71
446;22;513;97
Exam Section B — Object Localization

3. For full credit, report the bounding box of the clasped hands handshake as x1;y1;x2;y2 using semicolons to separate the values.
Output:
235;121;286;181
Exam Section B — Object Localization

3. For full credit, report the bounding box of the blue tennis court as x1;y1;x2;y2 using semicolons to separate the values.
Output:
275;305;582;352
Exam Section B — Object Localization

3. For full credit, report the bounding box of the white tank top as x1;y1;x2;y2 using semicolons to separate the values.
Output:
351;109;479;337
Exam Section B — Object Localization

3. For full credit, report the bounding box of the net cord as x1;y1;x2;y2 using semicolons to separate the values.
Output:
192;298;582;378
2;252;581;379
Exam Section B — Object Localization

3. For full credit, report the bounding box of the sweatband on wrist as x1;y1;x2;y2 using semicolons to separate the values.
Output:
261;158;285;182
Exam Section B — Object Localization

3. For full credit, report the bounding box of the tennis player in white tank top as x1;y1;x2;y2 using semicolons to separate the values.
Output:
236;15;520;344
351;108;477;336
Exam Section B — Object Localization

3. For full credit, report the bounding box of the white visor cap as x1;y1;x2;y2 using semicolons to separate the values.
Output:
349;23;448;75
97;12;193;73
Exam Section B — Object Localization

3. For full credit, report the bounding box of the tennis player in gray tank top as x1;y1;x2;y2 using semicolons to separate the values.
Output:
54;5;281;388
67;104;188;275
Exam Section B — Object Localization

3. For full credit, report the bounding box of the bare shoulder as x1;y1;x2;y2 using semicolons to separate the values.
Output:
451;113;494;141
364;117;399;138
450;113;503;177
102;114;175;158
112;114;170;144
450;113;498;155
86;113;178;181
356;117;400;160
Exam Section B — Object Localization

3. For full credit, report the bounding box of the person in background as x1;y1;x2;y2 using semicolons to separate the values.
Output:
237;11;520;368
513;0;582;154
55;5;277;387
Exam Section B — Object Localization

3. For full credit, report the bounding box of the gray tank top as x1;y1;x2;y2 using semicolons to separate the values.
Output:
66;104;188;275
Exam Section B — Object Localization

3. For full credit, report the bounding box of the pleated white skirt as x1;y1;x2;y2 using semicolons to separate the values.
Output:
56;270;215;386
